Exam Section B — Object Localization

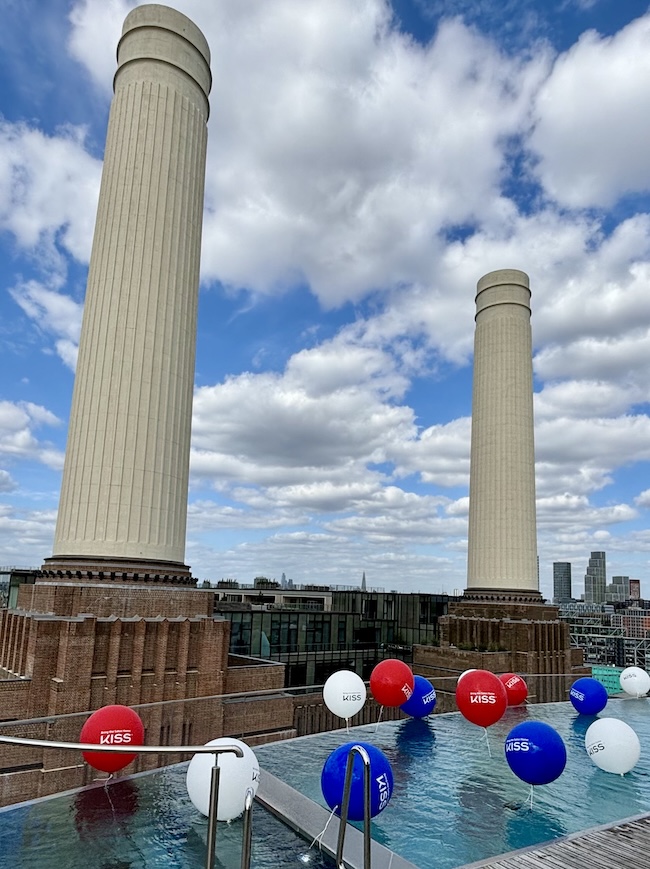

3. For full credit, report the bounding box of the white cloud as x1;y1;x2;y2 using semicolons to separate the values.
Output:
67;0;131;95
188;2;550;304
0;120;101;266
10;280;83;370
534;380;647;421
0;401;64;469
191;334;417;489
635;489;650;508
530;14;650;207
0;505;57;567
0;470;17;493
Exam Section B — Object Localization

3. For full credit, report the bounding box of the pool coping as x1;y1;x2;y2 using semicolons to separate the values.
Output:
257;767;420;869
455;809;650;868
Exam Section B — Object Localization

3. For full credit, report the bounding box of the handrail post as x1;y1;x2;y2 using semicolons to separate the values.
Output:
335;744;372;869
241;788;254;869
205;757;221;869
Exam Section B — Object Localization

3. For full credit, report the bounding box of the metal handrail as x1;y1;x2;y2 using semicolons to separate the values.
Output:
335;743;371;869
0;734;251;869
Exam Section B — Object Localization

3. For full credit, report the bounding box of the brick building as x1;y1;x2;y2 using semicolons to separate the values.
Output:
412;597;585;701
0;577;293;807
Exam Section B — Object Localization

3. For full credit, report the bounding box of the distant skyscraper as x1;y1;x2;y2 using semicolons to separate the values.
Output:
584;551;606;604
606;575;630;603
553;562;572;602
361;571;367;591
466;269;540;601
44;5;211;586
630;579;641;600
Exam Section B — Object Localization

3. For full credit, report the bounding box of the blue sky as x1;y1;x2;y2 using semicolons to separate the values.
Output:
2;0;650;600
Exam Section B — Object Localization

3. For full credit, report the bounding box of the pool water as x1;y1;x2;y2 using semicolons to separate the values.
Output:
255;698;650;869
0;765;335;869
3;699;649;869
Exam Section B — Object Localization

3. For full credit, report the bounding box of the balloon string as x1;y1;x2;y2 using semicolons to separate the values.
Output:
345;718;350;735
375;705;384;732
309;805;339;851
527;784;534;812
104;776;147;867
483;727;492;758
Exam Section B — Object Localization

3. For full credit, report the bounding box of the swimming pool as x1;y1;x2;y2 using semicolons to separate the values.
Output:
2;698;649;869
255;698;650;869
0;766;336;869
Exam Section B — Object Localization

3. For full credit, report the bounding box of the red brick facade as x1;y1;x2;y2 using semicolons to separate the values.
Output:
0;583;293;807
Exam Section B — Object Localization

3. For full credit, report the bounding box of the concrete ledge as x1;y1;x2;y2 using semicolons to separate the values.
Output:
257;767;419;869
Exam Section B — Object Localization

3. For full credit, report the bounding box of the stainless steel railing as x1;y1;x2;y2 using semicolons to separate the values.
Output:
335;743;371;869
0;734;251;869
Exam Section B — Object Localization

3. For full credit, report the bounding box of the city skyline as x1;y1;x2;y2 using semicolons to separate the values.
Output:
2;0;650;599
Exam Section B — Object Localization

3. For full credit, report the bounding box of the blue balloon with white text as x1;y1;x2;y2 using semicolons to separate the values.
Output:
569;677;608;716
505;721;567;786
321;742;393;820
400;675;437;718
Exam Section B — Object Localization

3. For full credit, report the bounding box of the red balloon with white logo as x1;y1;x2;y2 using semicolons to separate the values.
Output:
456;669;507;728
499;672;528;706
80;705;144;773
370;659;415;707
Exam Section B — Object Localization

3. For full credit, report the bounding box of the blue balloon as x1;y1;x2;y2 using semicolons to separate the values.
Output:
400;675;437;718
321;742;393;820
569;677;608;715
505;721;567;786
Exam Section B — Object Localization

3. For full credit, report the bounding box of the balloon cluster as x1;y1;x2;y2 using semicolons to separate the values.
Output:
322;659;436;726
320;659;432;819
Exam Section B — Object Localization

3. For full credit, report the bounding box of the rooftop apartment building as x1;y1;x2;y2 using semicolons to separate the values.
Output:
584;551;607;604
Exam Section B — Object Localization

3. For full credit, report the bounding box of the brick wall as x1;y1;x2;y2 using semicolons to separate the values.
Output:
16;584;215;618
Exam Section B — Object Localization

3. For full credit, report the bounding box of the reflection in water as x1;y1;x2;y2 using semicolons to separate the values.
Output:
505;804;566;852
455;774;510;866
74;779;139;840
569;712;599;746
501;705;531;726
73;778;144;868
395;717;436;758
390;718;436;805
583;764;644;827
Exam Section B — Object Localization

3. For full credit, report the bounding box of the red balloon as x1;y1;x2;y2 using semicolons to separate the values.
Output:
80;705;144;773
370;659;415;707
455;669;507;728
499;672;528;706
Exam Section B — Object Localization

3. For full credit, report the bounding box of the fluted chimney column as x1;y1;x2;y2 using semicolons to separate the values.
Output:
466;269;541;601
45;5;211;585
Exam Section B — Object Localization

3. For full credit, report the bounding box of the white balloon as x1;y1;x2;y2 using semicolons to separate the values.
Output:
585;718;641;775
186;738;260;821
457;669;476;683
619;666;650;698
323;670;367;720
